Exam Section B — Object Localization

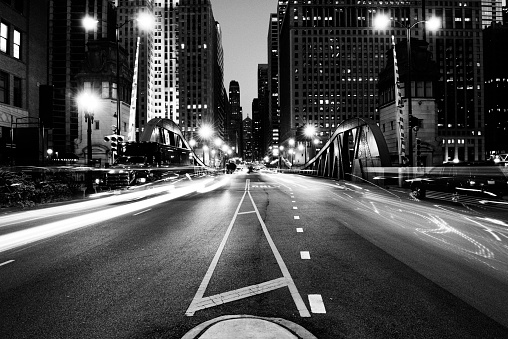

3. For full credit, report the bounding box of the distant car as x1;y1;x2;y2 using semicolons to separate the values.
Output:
408;161;508;202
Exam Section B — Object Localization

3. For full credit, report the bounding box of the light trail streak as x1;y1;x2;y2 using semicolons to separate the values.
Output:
0;183;186;227
0;179;214;254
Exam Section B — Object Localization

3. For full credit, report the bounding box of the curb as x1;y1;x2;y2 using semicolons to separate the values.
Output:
181;315;317;339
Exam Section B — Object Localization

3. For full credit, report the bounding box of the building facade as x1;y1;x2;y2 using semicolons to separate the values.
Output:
0;0;48;165
257;63;270;158
228;80;241;156
117;0;154;140
242;116;253;162
277;0;495;164
483;23;508;155
177;0;225;146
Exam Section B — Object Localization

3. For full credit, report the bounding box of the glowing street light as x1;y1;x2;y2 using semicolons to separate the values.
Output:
304;125;316;138
373;13;440;166
77;91;99;167
198;124;214;140
82;12;155;139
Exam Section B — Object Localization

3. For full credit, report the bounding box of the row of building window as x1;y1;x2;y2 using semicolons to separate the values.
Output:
0;22;21;59
0;71;22;107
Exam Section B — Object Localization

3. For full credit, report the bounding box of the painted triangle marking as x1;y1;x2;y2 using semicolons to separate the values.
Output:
187;277;289;314
186;179;311;317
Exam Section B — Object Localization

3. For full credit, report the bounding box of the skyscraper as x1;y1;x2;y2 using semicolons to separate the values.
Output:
153;0;180;123
48;0;118;158
228;80;241;155
277;0;496;163
177;0;226;143
117;0;154;139
257;64;269;157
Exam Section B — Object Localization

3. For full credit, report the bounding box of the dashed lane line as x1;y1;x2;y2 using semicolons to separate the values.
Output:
308;294;326;314
300;251;311;260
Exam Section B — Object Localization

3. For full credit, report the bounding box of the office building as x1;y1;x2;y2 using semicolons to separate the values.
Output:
251;98;262;161
483;23;508;154
177;0;226;145
277;0;497;163
228;80;241;155
153;0;180;123
257;64;270;157
242;116;253;162
117;0;154;139
0;0;48;165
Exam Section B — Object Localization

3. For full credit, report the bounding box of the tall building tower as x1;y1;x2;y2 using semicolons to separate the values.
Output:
117;0;154;139
178;0;225;144
242;116;253;162
257;64;269;157
228;80;241;156
278;0;494;163
483;23;508;154
251;98;261;161
48;0;117;159
482;0;504;27
153;0;180;123
267;13;280;154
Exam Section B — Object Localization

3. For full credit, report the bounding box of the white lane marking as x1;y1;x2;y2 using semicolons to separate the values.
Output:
186;178;311;318
133;209;152;216
300;251;311;260
296;228;304;233
189;278;289;313
294;216;300;220
237;211;256;215
293;206;298;210
248;190;310;317
292;201;296;203
308;294;326;313
0;260;15;267
186;189;248;316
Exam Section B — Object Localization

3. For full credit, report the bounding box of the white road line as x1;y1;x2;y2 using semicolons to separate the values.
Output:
294;216;300;220
189;278;289;312
300;251;311;260
292;201;296;203
293;206;298;210
237;211;256;215
185;189;249;316
308;294;326;313
133;209;152;216
186;178;311;318
296;228;304;233
0;260;15;267
248;190;311;318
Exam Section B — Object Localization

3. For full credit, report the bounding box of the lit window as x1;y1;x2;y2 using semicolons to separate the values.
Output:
13;29;20;59
0;23;8;53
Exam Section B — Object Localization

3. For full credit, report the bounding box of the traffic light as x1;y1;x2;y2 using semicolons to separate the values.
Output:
409;116;421;128
416;138;422;166
416;138;422;157
104;135;124;154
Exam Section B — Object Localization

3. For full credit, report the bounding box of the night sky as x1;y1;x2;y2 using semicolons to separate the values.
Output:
211;0;278;119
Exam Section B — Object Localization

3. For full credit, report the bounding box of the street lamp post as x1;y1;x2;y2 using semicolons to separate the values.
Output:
82;12;154;139
77;91;99;166
374;13;440;166
304;125;316;164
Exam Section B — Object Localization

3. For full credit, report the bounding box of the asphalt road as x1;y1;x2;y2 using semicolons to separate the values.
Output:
1;172;508;338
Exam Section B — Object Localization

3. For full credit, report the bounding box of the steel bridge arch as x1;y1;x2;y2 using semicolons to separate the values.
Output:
300;117;391;181
140;118;207;168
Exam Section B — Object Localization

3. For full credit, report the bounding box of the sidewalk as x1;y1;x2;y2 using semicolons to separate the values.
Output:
182;315;317;339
